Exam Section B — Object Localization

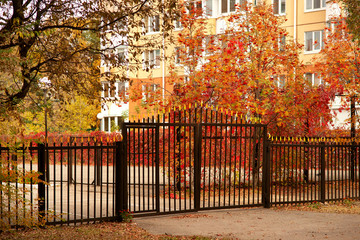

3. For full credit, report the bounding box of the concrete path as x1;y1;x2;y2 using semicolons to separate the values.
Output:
135;208;360;240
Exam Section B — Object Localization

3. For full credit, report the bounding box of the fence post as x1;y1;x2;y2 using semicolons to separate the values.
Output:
262;127;271;208
194;124;202;211
351;140;355;182
320;142;326;203
115;140;127;221
38;143;46;223
96;143;102;186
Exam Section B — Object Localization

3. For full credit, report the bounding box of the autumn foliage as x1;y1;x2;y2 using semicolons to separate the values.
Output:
162;2;335;136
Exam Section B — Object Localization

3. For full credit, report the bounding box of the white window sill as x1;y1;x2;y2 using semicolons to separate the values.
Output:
304;8;326;13
304;50;321;55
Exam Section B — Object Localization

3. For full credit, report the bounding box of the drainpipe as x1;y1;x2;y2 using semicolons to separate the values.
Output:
162;32;166;99
294;0;297;43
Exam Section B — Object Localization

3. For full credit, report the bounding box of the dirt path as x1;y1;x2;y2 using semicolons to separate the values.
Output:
135;208;360;240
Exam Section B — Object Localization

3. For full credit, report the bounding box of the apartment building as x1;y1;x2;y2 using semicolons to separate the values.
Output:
98;0;346;132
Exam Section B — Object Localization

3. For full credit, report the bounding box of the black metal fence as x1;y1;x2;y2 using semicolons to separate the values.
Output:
269;138;360;205
0;140;121;228
1;107;360;228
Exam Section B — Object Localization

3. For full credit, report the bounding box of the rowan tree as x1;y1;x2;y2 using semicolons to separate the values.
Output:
315;17;360;134
168;2;334;136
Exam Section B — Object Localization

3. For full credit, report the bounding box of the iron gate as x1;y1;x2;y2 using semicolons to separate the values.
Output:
123;106;269;216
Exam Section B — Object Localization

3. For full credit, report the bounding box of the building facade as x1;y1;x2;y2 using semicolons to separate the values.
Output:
99;0;349;132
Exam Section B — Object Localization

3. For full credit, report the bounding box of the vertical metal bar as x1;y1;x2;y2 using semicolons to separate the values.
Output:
320;142;325;203
60;142;63;225
106;143;109;220
262;126;270;208
14;152;18;226
67;142;71;225
243;125;247;205
45;144;49;223
38;144;46;223
142;125;145;212
155;125;160;213
167;114;171;212
294;140;298;203
22;145;26;222
248;125;252;205
93;143;97;222
194;124;201;211
74;143;77;224
0;144;2;220
138;127;141;212
87;143;90;223
147;123;151;211
234;117;238;205
209;111;214;208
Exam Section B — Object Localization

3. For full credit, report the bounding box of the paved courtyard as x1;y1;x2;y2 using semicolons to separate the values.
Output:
135;207;360;240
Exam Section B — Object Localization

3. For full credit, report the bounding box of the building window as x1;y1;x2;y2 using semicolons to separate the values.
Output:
174;20;182;30
222;0;236;14
272;75;286;88
206;0;213;16
175;47;181;65
102;82;128;98
306;0;326;11
273;0;286;15
278;35;286;51
187;0;203;15
102;82;116;98
143;49;161;69
117;81;128;97
305;73;322;86
103;116;122;132
204;35;215;55
305;30;324;52
142;84;160;101
117;48;127;65
221;0;246;14
145;15;160;33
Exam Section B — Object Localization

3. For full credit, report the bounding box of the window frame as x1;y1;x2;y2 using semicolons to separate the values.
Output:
305;0;326;12
305;73;323;86
143;49;161;70
221;0;246;15
272;75;286;88
145;15;160;34
142;83;160;101
273;0;286;15
304;30;324;54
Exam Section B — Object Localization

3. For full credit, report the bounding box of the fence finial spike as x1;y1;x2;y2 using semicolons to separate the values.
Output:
200;101;203;107
189;103;192;109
